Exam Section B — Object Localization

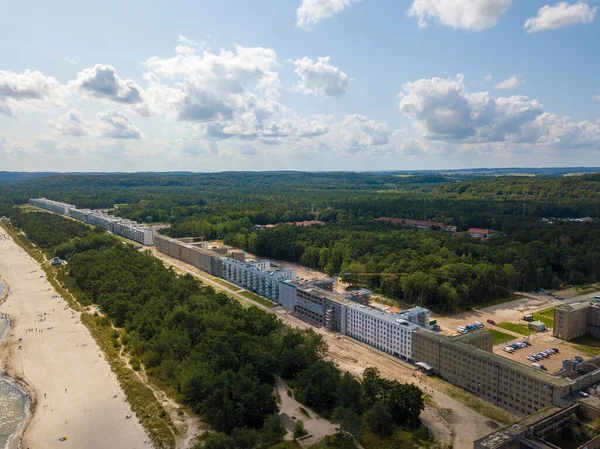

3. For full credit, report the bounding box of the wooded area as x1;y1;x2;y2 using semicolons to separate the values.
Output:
4;210;427;449
2;171;599;314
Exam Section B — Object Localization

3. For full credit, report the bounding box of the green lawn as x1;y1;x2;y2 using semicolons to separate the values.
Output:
238;290;276;308
485;328;517;345
572;335;600;348
572;335;600;356
269;443;302;449
209;277;239;289
532;308;555;328
496;322;535;336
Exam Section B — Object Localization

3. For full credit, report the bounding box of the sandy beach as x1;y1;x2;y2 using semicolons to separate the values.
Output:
0;231;153;449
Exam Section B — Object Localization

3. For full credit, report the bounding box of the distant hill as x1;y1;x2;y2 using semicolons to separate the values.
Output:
0;172;60;183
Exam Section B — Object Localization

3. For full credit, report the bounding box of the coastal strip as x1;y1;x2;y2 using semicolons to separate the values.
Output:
0;230;153;449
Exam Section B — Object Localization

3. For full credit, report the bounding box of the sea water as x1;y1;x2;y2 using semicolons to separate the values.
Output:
0;312;28;449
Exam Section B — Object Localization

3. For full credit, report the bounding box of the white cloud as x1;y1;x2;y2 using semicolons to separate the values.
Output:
484;74;493;82
143;40;282;139
297;0;361;29
494;75;524;89
293;57;349;97
48;110;89;137
398;74;600;150
408;0;512;30
64;57;78;65
0;69;65;117
35;137;82;156
594;94;600;102
72;64;144;104
97;110;141;139
525;2;596;33
331;114;390;152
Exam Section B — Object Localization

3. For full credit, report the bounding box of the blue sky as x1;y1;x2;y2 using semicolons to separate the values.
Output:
1;0;599;171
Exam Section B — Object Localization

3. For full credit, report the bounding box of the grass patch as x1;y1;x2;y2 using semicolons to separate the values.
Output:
572;335;600;356
532;308;555;328
485;328;516;345
268;442;302;449
572;335;600;348
3;222;176;448
17;204;48;213
238;290;276;308
209;277;240;289
82;314;176;448
358;424;435;449
496;322;535;335
440;381;516;426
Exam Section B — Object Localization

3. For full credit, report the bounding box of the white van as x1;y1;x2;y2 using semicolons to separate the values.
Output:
503;347;514;353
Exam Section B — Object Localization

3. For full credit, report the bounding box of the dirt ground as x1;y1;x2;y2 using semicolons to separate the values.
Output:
151;249;503;449
492;331;589;374
435;290;600;337
211;243;352;294
275;379;338;446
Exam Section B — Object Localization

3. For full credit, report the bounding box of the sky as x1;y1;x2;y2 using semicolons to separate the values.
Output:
1;0;599;172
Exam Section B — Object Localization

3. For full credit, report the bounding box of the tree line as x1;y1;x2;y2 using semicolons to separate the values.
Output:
7;209;426;449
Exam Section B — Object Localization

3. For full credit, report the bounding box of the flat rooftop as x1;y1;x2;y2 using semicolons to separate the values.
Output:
299;286;355;306
348;304;420;330
556;302;593;312
474;406;562;449
415;329;572;387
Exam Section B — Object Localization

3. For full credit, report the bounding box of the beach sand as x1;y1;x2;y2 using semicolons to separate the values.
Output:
0;231;153;449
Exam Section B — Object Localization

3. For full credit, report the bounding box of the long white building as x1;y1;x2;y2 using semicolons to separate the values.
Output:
347;304;418;361
29;198;159;245
221;257;297;303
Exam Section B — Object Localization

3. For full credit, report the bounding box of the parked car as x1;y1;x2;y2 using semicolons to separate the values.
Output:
474;321;484;328
540;365;548;371
487;319;496;325
578;391;589;398
574;356;584;362
532;363;542;369
527;356;536;361
503;347;514;353
552;348;560;353
533;355;541;361
523;341;532;347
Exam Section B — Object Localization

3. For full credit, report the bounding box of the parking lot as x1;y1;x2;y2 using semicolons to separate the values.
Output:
493;331;590;373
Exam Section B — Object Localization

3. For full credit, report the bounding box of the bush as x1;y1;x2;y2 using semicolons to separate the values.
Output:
131;359;141;371
293;420;308;439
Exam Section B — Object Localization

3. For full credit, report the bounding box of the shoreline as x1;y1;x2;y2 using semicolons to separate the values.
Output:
0;278;32;449
0;232;152;449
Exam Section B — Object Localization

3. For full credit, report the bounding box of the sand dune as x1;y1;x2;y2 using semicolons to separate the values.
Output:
0;231;153;449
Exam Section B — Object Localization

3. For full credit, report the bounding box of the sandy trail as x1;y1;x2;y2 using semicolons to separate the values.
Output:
0;231;152;449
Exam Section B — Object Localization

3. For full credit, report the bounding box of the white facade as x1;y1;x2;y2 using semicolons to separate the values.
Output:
221;258;297;303
346;304;418;361
29;198;75;216
29;197;157;246
248;260;271;271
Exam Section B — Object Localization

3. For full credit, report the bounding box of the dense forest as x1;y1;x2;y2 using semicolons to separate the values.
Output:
2;171;600;313
3;211;427;449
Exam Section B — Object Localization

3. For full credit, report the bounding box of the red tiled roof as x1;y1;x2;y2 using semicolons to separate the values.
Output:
377;217;447;229
468;228;493;235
